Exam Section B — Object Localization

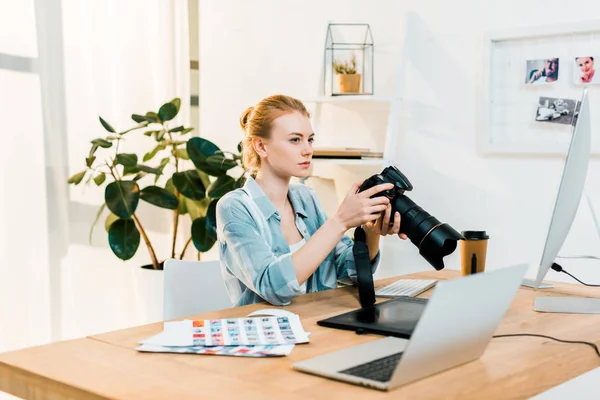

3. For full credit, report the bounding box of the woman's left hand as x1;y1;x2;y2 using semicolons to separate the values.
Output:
363;204;408;239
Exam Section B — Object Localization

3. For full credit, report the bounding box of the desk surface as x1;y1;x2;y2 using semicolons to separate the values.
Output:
2;269;600;400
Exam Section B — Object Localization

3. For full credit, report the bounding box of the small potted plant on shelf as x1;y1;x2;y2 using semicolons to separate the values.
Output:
67;98;245;270
333;54;361;94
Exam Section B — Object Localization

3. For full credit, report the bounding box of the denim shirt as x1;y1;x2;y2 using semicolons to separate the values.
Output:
216;176;380;307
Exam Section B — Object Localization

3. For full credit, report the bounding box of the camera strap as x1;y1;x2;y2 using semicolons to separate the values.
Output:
353;226;376;308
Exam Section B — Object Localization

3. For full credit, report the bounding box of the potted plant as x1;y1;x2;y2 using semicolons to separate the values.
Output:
333;54;361;94
67;98;245;270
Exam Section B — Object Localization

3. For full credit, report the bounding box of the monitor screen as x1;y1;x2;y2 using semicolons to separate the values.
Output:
534;88;591;288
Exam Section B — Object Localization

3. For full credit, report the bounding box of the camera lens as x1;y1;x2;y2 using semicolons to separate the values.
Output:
394;195;463;270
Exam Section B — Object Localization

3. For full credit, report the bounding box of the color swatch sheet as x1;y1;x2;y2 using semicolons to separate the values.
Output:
137;315;309;357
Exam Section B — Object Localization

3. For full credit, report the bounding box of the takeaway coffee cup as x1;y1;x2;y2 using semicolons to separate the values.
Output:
459;230;489;276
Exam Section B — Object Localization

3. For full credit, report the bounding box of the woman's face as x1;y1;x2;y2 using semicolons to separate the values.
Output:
257;111;314;178
577;57;594;75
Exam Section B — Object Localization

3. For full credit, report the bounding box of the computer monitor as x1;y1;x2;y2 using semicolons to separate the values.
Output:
534;87;591;289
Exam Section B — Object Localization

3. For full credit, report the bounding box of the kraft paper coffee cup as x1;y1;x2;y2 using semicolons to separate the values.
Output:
460;231;489;276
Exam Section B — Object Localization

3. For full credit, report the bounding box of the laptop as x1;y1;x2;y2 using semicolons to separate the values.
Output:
293;263;528;391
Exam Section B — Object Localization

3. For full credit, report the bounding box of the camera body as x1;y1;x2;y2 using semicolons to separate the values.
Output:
358;166;463;270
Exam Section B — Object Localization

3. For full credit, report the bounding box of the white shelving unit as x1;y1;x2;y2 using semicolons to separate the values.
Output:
301;92;402;175
298;55;405;264
311;157;384;166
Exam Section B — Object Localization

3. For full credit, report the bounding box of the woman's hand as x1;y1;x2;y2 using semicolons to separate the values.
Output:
333;182;393;230
363;204;408;240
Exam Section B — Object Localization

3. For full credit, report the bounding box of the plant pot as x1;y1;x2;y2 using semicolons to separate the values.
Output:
337;74;362;94
133;264;165;324
141;261;165;271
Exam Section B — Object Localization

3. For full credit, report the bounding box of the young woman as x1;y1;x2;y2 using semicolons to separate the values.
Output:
576;56;597;84
216;94;407;306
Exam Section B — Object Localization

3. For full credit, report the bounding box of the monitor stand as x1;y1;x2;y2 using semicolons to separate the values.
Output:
534;297;600;314
521;279;553;289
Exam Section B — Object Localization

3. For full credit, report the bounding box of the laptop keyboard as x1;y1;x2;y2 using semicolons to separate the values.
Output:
375;279;437;297
339;352;404;383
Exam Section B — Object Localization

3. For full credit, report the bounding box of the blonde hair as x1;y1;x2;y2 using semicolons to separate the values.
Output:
239;94;310;176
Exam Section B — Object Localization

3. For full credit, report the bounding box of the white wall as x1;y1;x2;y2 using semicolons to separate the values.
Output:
199;0;600;284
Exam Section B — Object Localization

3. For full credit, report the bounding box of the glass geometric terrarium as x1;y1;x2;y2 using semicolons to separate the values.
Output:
323;23;374;96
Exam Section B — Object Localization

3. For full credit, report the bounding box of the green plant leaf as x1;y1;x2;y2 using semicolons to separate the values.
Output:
91;138;112;148
187;137;226;176
89;144;99;156
143;130;160;137
170;125;185;132
89;203;106;244
171;98;181;113
206;153;237;171
191;217;217;252
132;112;160;124
68;170;86;185
172;170;206;200
178;194;188;215
143;143;167;162
179;127;194;135
116;153;138;167
166;178;188;214
133;172;147;181
207;175;235;199
99;116;116;133
137;164;162;175
205;199;218;239
165;178;175;193
104;181;140;218
108;218;140;260
154;157;170;184
156;129;166;142
86;156;96;167
158;102;177;122
174;148;189;160
105;212;119;231
94;173;106;186
146;112;160;122
185;197;210;220
195;162;226;177
118;121;149;135
237;141;243;153
140;186;179;210
123;165;140;176
198;170;211;189
235;175;247;188
158;157;170;170
187;137;219;164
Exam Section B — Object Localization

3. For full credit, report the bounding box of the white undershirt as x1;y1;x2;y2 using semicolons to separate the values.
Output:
288;238;307;293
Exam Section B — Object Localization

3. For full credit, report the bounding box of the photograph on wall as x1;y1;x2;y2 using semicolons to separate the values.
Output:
525;58;560;84
573;56;599;84
535;96;580;126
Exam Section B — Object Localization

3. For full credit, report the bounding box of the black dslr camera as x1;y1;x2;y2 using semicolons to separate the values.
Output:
358;166;463;270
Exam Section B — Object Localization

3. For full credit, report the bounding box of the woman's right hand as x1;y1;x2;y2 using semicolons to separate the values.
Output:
333;182;394;230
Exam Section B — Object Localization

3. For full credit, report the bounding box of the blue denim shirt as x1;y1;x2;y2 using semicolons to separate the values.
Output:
216;176;380;307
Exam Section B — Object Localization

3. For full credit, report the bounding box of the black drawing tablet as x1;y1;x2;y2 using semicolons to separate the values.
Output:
317;296;429;339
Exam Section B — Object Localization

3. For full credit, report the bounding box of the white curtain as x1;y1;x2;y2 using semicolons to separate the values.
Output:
0;0;190;353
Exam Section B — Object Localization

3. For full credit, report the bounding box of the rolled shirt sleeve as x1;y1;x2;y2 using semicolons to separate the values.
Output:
217;198;304;306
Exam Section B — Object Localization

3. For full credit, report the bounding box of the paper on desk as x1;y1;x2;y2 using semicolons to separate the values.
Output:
136;343;295;357
139;315;309;347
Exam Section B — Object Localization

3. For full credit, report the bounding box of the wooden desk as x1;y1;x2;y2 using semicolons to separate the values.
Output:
1;270;600;400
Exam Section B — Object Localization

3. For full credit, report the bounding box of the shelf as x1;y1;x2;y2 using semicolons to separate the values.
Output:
311;157;385;166
302;95;393;103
